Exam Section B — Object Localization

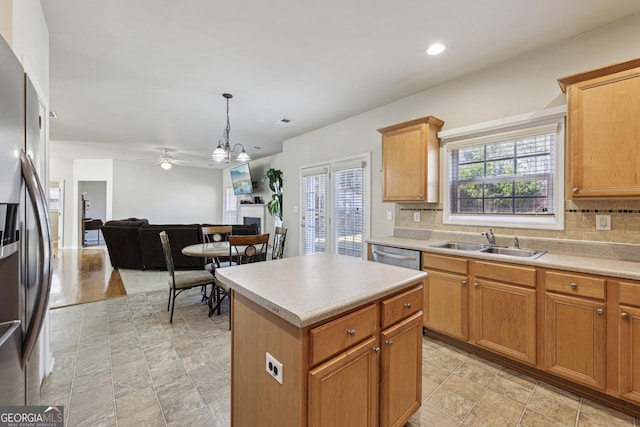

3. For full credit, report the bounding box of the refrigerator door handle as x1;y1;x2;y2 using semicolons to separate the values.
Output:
0;320;21;348
20;151;52;367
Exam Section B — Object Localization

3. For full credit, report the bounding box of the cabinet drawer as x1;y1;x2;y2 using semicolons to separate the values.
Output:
619;280;640;307
381;285;423;329
309;304;377;366
422;253;468;275
545;270;605;300
474;260;536;288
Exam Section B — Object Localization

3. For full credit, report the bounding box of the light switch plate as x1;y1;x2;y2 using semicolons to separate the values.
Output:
595;214;611;231
413;211;420;222
386;211;393;221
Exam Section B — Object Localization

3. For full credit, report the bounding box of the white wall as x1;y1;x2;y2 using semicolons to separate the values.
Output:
112;159;223;224
49;157;73;248
281;14;640;257
221;153;283;236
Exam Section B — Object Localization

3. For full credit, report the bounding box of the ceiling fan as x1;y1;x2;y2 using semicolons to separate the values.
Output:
141;149;189;170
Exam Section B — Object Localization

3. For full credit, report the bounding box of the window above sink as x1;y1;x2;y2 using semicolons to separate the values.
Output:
439;107;565;231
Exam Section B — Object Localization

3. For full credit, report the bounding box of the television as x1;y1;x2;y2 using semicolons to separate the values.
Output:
230;163;254;195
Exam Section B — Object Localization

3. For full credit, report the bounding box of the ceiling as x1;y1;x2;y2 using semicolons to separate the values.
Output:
42;0;640;169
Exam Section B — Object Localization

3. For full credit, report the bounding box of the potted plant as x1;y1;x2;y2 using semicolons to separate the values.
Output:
262;168;283;226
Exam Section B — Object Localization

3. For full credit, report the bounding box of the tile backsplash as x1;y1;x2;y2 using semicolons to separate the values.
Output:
397;199;640;245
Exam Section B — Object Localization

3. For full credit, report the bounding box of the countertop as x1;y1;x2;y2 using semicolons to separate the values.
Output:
368;235;640;281
215;252;427;328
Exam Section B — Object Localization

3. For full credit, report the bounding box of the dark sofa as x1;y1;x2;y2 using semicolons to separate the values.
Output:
101;218;258;270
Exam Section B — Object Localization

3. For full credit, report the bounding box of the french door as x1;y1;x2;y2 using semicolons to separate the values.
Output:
301;157;369;259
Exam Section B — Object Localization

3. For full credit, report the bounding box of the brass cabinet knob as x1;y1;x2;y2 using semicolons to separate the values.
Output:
461;280;467;286
346;329;356;336
372;347;380;353
596;308;604;315
385;340;393;347
572;188;579;193
621;312;629;320
570;282;578;290
473;282;479;288
403;303;412;309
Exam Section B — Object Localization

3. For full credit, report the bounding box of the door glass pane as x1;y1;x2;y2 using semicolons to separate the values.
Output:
334;168;363;258
302;172;327;255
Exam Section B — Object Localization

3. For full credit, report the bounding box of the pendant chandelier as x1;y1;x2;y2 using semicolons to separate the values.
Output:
211;93;250;163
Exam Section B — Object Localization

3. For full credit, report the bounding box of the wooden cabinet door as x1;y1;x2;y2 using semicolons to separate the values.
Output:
562;63;640;198
619;305;640;404
308;336;379;427
474;279;536;365
380;312;423;427
544;292;606;389
381;123;427;202
379;116;443;202
424;270;469;340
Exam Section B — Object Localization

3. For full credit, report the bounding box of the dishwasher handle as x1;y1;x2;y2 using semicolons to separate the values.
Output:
372;250;418;261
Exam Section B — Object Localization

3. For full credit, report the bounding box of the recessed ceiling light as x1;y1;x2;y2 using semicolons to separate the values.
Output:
426;43;446;56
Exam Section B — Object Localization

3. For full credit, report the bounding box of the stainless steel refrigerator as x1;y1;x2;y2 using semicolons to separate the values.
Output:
0;34;52;405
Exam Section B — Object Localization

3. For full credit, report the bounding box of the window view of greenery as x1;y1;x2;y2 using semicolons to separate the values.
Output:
450;134;555;215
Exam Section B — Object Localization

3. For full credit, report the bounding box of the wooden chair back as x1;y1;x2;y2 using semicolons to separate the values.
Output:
159;231;175;283
202;225;233;243
228;233;270;265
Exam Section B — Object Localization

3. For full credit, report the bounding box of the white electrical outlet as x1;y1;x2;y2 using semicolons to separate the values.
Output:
413;211;420;222
386;211;393;221
595;214;611;231
266;352;283;384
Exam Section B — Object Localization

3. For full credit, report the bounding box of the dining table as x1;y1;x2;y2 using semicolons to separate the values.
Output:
181;241;232;316
181;241;231;258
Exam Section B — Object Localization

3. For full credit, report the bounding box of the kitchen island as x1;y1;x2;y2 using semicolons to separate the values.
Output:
215;253;427;427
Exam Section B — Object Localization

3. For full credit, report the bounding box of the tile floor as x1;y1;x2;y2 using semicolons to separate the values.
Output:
43;288;638;426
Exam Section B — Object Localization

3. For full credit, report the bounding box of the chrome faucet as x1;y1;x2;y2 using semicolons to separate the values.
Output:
481;228;496;246
513;236;520;249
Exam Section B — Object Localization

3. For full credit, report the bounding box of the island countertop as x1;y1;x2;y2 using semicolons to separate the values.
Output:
215;252;427;328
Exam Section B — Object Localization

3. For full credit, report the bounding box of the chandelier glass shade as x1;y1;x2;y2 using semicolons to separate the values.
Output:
212;93;250;163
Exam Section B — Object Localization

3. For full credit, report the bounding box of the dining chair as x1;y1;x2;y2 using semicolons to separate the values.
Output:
270;226;287;260
201;225;233;273
160;231;215;323
209;233;270;318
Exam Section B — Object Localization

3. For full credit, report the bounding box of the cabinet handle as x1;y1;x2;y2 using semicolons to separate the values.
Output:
403;303;412;309
596;308;604;315
572;188;579;193
385;340;393;347
346;329;356;336
621;312;629;320
461;280;467;286
570;282;578;290
372;347;380;353
473;282;479;288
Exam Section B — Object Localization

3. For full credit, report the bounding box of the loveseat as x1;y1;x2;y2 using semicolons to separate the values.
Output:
101;218;258;270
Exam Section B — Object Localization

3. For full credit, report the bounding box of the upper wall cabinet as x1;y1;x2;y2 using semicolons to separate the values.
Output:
558;58;640;199
378;116;444;202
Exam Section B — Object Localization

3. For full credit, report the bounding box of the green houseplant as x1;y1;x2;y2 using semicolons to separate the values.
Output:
262;168;283;224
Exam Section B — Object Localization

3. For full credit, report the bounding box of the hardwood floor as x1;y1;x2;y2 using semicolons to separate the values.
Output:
50;246;126;308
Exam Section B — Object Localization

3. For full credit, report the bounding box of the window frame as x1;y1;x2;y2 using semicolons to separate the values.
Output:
441;108;565;230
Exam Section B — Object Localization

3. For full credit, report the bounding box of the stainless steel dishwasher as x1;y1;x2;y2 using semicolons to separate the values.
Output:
370;244;421;270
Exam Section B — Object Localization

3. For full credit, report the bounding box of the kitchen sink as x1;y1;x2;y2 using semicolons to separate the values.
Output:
430;242;485;251
479;246;546;258
430;241;546;258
